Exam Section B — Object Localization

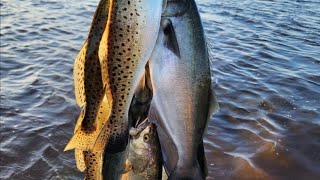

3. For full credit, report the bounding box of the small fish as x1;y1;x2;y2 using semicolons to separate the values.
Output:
147;0;219;179
123;120;162;180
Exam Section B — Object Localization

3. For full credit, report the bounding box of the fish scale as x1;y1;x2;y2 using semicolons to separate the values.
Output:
66;0;164;152
92;0;164;153
99;0;149;151
65;0;164;179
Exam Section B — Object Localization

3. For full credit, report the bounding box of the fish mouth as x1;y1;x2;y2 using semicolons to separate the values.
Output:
129;118;154;138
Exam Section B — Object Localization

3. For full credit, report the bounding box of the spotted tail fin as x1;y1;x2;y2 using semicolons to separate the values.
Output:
64;90;112;152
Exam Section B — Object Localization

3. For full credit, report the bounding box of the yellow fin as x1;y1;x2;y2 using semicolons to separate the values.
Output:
64;122;97;151
64;122;95;151
64;89;112;152
91;126;110;152
73;40;88;107
73;108;86;172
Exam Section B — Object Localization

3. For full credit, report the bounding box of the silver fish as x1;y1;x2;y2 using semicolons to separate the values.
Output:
147;0;219;179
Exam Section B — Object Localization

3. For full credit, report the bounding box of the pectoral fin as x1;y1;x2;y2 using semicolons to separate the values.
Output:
162;19;180;58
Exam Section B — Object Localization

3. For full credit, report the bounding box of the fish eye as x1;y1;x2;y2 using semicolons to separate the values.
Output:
143;134;150;142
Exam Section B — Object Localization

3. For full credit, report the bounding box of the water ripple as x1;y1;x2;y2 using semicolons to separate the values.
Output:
1;0;320;179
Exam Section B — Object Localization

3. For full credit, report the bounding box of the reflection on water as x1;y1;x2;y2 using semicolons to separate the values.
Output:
1;0;319;179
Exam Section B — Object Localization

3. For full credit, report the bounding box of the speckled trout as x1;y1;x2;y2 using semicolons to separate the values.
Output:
64;0;165;179
147;0;219;179
64;0;165;151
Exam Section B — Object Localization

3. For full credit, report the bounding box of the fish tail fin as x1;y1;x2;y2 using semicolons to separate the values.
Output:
168;142;208;180
91;128;110;152
64;88;112;152
64;111;96;151
64;127;95;151
64;107;95;151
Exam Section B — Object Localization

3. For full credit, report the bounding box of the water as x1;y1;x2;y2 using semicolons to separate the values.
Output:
1;0;319;179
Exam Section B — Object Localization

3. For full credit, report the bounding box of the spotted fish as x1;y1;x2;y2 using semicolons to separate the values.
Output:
101;69;154;180
64;0;165;179
65;0;112;152
65;0;112;176
65;0;165;152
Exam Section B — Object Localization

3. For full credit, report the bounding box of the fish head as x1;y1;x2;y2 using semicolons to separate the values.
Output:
129;121;158;156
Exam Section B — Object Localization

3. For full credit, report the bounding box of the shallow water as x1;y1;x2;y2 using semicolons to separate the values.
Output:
1;0;319;179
